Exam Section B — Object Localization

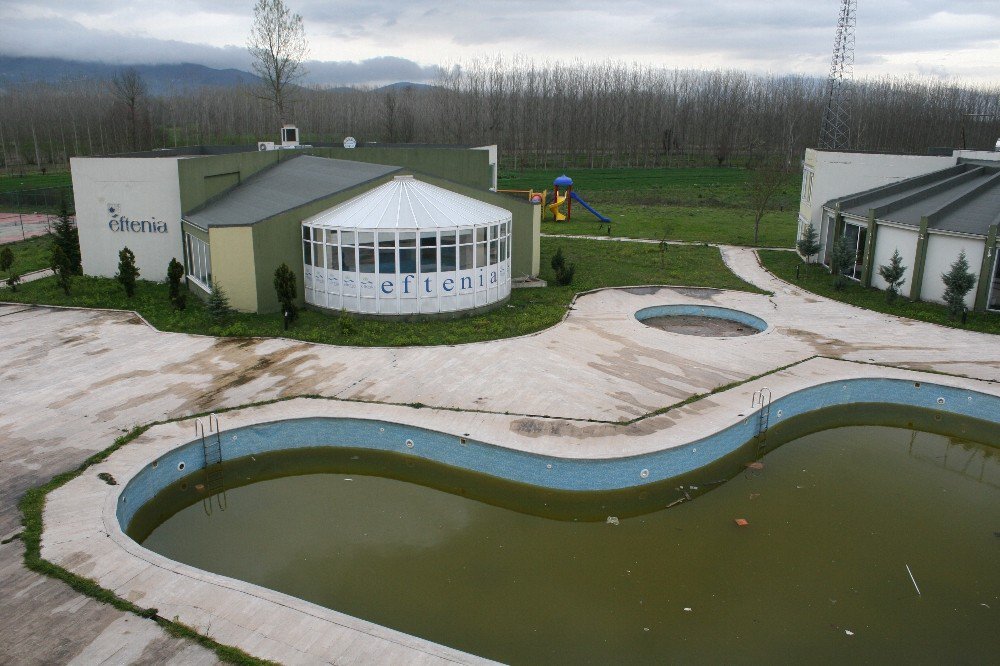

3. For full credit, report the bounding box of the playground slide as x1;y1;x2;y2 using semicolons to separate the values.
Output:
569;191;611;223
548;195;568;221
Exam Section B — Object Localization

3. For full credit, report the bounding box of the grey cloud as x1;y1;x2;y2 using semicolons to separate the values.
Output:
303;57;443;86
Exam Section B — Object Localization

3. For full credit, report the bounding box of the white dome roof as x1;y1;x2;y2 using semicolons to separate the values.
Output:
304;175;511;230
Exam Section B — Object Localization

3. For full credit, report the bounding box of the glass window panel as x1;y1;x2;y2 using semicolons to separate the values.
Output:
440;231;456;246
490;239;498;265
421;231;437;247
489;225;497;240
399;248;417;273
500;238;507;262
399;232;416;247
303;240;312;266
358;232;374;246
476;242;487;268
460;229;473;244
421;247;437;273
378;232;396;248
358;247;376;273
378;248;396;273
341;230;355;245
459;244;473;270
326;229;337;245
327;245;339;270
476;227;487;243
342;246;357;272
302;226;311;240
441;245;457;271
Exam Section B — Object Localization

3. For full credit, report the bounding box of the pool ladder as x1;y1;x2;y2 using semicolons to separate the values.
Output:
196;414;227;515
751;387;772;460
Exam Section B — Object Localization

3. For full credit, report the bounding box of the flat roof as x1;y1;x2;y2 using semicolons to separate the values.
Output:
826;162;1000;236
185;155;401;229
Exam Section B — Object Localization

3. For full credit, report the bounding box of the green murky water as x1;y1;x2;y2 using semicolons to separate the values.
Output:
133;406;1000;663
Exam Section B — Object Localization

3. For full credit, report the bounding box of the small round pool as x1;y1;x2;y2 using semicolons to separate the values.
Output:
635;304;767;337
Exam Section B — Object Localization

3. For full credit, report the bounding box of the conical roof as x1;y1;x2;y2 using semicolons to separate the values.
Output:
304;175;511;230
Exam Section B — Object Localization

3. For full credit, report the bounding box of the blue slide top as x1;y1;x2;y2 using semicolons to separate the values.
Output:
569;191;611;223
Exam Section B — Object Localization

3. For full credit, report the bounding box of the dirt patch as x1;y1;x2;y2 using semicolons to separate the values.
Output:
642;315;758;337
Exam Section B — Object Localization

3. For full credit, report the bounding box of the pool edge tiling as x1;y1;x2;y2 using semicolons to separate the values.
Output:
42;357;1000;666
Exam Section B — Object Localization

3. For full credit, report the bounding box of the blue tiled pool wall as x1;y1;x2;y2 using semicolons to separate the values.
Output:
117;378;999;528
634;304;768;332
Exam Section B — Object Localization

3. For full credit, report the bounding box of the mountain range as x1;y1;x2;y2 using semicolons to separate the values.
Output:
0;56;437;95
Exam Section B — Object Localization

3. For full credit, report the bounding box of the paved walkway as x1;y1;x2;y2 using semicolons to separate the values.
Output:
0;245;997;664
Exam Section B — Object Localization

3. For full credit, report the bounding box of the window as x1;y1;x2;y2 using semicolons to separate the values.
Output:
420;231;437;273
475;226;487;268
841;222;867;281
399;232;417;273
341;231;357;272
459;229;473;270
378;233;396;273
801;168;814;204
440;231;457;271
184;232;212;288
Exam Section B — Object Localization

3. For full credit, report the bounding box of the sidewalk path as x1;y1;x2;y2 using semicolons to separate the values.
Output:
0;240;997;663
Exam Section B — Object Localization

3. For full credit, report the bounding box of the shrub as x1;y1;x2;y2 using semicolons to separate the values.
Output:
829;235;854;290
941;251;976;319
0;246;13;274
796;222;820;262
877;248;907;303
206;280;234;322
273;262;298;323
6;272;21;292
115;247;139;297
550;246;576;286
51;199;81;276
166;258;186;309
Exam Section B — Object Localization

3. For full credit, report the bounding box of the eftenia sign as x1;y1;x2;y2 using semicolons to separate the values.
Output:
106;203;168;233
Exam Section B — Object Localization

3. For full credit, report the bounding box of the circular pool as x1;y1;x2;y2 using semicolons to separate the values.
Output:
635;304;767;337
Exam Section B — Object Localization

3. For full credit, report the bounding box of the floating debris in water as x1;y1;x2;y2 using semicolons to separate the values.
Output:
845;629;854;636
606;516;620;526
734;518;749;527
683;607;693;612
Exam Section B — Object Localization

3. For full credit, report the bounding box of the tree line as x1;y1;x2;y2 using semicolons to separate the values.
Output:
1;58;998;173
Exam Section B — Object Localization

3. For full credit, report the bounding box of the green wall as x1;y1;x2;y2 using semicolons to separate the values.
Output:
251;174;402;313
177;150;290;214
312;147;492;190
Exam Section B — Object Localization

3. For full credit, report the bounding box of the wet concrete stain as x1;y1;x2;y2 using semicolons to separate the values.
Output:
509;416;661;439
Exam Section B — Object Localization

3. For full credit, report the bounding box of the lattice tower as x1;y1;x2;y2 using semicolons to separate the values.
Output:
818;0;857;151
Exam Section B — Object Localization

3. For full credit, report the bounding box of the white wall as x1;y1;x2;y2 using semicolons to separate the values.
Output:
71;157;183;281
870;224;919;292
798;149;955;255
920;233;984;308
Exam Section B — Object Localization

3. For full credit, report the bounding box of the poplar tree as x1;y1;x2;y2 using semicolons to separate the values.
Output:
247;0;309;122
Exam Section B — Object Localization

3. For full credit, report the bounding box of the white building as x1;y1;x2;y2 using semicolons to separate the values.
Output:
302;175;512;316
798;148;1000;312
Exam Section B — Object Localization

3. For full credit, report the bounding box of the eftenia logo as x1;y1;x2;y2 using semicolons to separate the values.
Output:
107;203;168;233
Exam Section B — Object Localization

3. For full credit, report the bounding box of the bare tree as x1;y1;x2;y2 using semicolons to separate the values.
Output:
111;67;148;151
247;0;309;123
746;158;791;246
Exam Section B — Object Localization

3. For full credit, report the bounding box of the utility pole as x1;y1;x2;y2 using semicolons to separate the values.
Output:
818;0;857;151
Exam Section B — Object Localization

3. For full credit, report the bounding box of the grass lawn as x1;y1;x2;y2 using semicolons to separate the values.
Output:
498;166;801;209
760;250;1000;336
0;170;72;193
0;234;53;279
499;166;801;247
1;237;763;347
542;203;796;248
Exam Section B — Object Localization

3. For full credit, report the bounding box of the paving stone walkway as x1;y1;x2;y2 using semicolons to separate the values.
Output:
0;244;996;664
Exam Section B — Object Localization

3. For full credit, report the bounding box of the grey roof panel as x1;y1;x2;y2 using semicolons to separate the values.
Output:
828;162;1000;236
186;155;401;228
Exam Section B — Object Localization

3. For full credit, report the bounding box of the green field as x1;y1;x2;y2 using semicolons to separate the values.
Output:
0;171;72;193
1;237;762;346
0;234;53;279
498;166;801;247
760;250;1000;335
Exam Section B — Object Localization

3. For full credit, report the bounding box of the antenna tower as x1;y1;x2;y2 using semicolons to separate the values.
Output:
818;0;857;150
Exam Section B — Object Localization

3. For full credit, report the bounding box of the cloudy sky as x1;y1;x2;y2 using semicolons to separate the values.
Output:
1;0;998;85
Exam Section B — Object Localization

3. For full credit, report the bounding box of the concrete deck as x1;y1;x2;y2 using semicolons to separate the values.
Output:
1;245;998;664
